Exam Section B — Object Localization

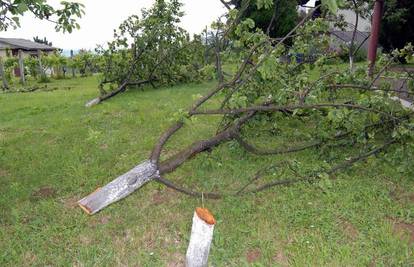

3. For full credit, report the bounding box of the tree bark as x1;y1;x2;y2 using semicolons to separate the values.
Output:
349;0;358;71
186;208;215;267
158;127;237;174
367;0;384;77
85;80;150;107
214;30;224;84
78;160;158;214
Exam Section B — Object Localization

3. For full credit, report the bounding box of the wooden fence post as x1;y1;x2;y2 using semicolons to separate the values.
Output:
186;207;216;267
0;57;8;90
0;57;8;89
70;50;75;78
18;49;25;84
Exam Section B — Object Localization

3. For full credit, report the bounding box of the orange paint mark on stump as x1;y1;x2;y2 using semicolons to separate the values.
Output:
195;207;216;225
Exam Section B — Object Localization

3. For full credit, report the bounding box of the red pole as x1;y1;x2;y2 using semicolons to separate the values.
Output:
367;0;384;77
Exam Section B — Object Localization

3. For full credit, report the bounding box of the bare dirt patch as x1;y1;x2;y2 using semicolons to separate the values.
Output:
152;188;179;205
389;185;414;204
62;196;79;209
273;250;289;266
152;190;166;205
395;192;414;204
99;215;111;224
246;248;261;263
166;252;185;267
339;218;359;241
391;219;414;244
142;230;156;249
100;143;109;150
22;251;37;265
79;235;93;245
31;186;56;199
0;168;10;177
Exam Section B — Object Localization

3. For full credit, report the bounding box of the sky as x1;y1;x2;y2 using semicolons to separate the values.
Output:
0;0;228;50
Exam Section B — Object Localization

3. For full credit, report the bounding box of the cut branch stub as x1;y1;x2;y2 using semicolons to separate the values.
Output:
186;208;216;267
78;160;158;215
85;97;101;107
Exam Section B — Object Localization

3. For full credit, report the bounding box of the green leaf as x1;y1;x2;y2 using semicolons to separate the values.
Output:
256;0;273;10
17;3;29;14
322;0;338;14
11;17;20;27
245;18;255;29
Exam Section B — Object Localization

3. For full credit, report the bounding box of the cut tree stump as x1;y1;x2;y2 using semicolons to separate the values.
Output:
186;207;216;267
78;160;158;214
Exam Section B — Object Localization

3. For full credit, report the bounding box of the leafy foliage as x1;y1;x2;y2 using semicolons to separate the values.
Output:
380;0;414;52
69;50;99;77
0;0;84;32
33;36;52;46
229;0;299;38
97;0;209;94
3;57;17;81
156;1;414;181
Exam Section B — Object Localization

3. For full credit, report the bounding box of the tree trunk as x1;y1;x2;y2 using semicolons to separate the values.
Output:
78;160;158;214
367;0;384;77
349;0;358;71
215;33;224;84
186;208;216;267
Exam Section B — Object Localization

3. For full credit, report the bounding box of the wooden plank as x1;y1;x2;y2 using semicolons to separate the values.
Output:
18;49;25;84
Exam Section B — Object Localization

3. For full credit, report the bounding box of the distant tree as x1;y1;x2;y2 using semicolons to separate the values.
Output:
380;0;414;52
33;36;52;46
0;0;84;32
228;0;299;38
86;0;207;106
69;49;97;77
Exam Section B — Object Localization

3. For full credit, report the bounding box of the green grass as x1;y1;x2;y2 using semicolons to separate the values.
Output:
1;76;413;266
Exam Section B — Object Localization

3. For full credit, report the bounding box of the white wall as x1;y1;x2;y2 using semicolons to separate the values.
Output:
337;9;371;32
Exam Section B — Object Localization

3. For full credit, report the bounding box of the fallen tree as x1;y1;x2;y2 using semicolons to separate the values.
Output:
86;0;212;107
79;0;414;214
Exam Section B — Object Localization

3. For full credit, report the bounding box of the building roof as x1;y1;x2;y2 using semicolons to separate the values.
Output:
0;38;57;51
331;30;370;44
330;30;371;51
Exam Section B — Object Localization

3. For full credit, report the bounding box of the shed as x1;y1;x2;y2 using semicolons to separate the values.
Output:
0;38;58;78
0;37;57;57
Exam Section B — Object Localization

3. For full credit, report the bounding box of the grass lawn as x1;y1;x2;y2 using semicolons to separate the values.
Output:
0;76;413;266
